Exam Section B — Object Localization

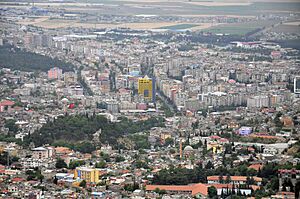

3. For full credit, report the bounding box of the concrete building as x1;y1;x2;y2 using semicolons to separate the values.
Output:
74;167;102;183
138;75;156;102
48;67;63;80
32;147;54;159
247;95;270;108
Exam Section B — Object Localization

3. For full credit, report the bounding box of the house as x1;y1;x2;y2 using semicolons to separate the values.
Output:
0;100;15;112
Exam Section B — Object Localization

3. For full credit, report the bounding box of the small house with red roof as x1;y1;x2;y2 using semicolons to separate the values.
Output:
0;100;15;112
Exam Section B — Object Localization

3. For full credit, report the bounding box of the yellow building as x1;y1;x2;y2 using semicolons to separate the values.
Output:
138;75;155;101
74;167;101;183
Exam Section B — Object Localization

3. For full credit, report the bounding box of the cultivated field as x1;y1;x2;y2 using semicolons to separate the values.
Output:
204;20;280;35
1;0;300;16
16;17;217;30
269;25;300;34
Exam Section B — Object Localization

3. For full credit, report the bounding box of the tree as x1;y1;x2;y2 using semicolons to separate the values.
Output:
115;156;125;162
53;176;58;185
0;44;74;72
74;141;96;154
37;172;44;183
268;177;279;191
192;121;199;130
274;112;283;128
124;183;139;192
79;180;86;188
25;114;165;151
0;152;19;166
154;188;167;195
69;160;85;169
101;153;110;162
152;166;206;185
5;119;19;134
219;175;224;183
95;161;106;168
135;160;149;169
26;169;44;182
225;174;231;184
56;158;67;169
208;186;217;198
164;137;174;146
170;149;176;154
205;161;214;169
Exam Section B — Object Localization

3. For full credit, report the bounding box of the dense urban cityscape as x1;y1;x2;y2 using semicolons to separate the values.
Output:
0;0;300;198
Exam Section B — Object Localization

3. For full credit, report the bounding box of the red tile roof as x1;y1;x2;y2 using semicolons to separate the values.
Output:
0;100;15;106
248;164;263;171
12;177;24;182
146;183;208;196
210;135;221;139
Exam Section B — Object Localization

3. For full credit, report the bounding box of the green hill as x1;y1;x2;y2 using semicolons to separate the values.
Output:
24;114;164;153
0;44;74;72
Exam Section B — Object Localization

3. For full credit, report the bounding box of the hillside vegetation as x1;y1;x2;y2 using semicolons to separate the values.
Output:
0;44;74;72
24;114;165;153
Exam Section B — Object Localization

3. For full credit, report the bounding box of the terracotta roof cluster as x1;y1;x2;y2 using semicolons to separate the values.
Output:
146;183;208;196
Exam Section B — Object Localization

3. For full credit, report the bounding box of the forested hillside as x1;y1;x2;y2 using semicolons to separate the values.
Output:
24;114;165;153
0;44;74;72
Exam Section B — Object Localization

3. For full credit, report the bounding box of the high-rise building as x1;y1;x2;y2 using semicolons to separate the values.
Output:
48;67;63;80
138;75;156;102
247;95;270;108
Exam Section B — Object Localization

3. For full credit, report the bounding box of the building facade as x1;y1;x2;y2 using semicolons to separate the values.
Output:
138;76;156;102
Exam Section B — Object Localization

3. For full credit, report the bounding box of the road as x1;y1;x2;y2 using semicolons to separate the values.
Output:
157;90;177;113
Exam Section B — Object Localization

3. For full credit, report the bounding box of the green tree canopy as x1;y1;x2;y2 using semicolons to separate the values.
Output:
208;186;217;198
55;158;67;169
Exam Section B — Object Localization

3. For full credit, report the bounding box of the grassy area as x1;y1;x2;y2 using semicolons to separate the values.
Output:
270;25;300;34
206;26;256;35
157;24;199;30
205;20;279;35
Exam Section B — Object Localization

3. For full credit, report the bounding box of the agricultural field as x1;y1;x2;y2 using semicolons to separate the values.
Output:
156;24;200;30
270;25;300;34
268;21;300;34
16;17;217;30
1;1;300;16
204;20;279;35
